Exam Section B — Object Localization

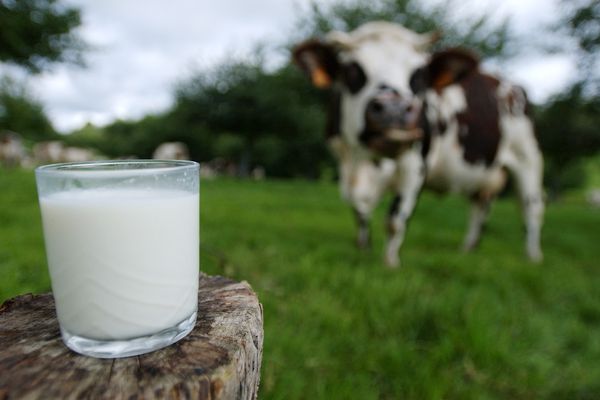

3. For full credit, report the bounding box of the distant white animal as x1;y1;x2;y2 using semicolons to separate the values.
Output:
0;131;26;167
153;142;190;160
33;141;98;164
251;166;266;181
33;141;65;164
61;146;97;162
587;189;600;208
199;164;217;180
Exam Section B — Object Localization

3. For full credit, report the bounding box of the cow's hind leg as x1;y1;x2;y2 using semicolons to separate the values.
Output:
517;173;544;262
462;196;491;252
505;147;544;262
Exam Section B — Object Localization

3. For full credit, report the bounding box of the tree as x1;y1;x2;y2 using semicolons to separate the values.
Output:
0;0;84;73
173;60;331;178
536;0;600;194
0;77;56;141
560;0;600;95
537;85;600;193
0;0;85;141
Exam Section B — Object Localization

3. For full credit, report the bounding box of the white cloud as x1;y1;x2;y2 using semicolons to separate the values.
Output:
502;54;578;103
29;0;319;132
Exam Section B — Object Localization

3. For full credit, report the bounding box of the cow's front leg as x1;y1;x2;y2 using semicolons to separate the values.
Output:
385;191;421;267
385;153;425;268
354;209;371;249
346;159;385;250
351;187;379;250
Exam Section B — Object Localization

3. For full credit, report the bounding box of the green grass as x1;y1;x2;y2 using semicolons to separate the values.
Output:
1;169;600;399
584;154;600;188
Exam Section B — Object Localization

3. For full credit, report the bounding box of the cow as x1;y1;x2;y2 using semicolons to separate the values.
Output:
152;142;190;160
0;131;27;167
293;21;544;267
33;141;98;164
33;141;65;164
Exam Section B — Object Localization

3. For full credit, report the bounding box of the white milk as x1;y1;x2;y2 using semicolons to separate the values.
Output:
39;188;199;340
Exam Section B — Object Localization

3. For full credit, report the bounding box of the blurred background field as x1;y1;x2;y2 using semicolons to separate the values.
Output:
2;169;599;399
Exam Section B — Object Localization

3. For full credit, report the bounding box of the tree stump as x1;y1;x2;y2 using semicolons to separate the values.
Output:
0;274;263;400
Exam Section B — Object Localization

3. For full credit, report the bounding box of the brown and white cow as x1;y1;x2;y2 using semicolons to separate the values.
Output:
293;21;544;267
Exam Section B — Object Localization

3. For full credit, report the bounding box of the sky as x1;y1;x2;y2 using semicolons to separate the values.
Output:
19;0;577;133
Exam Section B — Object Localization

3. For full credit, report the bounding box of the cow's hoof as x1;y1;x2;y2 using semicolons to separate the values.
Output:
356;238;371;250
527;248;543;263
384;253;400;269
462;236;482;253
462;242;476;253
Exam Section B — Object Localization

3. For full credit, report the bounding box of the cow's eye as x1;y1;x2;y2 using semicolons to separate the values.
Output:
409;67;428;94
342;62;367;94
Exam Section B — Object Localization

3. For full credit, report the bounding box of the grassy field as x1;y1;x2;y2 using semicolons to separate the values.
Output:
1;168;599;399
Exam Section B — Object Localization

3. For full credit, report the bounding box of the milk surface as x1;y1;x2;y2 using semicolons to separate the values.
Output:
40;188;199;340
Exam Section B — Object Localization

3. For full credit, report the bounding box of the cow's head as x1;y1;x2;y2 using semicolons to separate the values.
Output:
293;21;479;158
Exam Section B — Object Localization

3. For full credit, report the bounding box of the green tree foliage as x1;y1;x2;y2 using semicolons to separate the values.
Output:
92;114;184;159
61;122;103;149
0;77;56;141
93;59;332;178
561;0;599;92
538;0;600;193
0;0;85;141
172;61;331;177
0;0;84;73
537;85;600;193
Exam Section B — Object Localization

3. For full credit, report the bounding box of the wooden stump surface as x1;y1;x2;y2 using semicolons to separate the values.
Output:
0;274;263;400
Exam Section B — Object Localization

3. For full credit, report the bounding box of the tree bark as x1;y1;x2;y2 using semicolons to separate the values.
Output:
0;274;263;400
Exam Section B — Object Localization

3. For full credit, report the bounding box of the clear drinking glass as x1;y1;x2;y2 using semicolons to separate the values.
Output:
35;160;199;358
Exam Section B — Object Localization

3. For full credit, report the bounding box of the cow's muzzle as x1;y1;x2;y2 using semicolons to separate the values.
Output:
360;90;423;157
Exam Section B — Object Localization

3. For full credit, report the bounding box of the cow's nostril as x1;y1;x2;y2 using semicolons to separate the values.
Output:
370;101;384;114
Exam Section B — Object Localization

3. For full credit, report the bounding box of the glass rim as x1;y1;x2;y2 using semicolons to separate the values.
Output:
35;159;199;178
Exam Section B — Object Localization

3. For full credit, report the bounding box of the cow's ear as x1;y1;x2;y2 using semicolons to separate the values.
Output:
423;48;479;92
292;39;339;89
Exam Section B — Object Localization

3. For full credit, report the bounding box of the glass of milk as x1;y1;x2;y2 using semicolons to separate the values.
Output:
35;160;199;358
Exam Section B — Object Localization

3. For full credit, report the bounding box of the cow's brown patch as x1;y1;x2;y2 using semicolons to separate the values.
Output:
432;71;456;92
456;72;501;166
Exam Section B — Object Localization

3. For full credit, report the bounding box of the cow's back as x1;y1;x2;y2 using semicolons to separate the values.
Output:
423;71;535;196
